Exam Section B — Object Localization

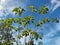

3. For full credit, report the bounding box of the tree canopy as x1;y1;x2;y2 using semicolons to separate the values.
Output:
0;4;59;45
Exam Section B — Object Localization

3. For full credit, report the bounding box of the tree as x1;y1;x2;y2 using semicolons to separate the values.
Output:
12;5;59;45
22;28;39;45
0;3;59;45
0;18;14;45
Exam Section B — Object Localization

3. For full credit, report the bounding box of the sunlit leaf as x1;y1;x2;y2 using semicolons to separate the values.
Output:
12;7;25;16
35;21;41;27
39;5;49;14
29;6;37;12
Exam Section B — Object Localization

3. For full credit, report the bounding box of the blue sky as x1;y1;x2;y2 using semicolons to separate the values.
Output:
0;0;60;45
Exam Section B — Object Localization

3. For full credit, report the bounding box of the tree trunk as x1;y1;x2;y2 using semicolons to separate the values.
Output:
28;32;35;45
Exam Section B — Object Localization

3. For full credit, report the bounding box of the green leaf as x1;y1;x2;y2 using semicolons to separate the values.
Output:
39;5;49;14
29;6;37;12
42;18;49;23
17;34;22;39
12;7;25;16
35;21;41;27
32;31;39;40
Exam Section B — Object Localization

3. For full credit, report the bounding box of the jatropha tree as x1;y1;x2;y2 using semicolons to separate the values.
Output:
0;4;59;45
0;18;14;45
12;5;59;45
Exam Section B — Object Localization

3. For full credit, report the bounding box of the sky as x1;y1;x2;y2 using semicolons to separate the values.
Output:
0;0;60;45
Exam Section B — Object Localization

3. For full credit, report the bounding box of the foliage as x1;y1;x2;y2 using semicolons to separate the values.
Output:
29;6;37;12
39;5;49;14
0;4;59;45
12;7;25;16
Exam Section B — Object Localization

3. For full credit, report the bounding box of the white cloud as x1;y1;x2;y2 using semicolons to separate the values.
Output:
45;22;60;38
0;0;6;3
51;0;57;3
43;23;60;44
0;0;25;17
0;5;3;10
43;37;52;44
0;0;6;5
51;0;60;12
55;37;60;45
46;29;56;37
55;23;60;30
43;28;56;44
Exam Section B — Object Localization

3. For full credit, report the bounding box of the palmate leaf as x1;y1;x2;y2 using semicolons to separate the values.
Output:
32;31;39;40
52;18;56;22
14;18;21;23
22;30;29;36
22;28;31;36
21;18;28;27
22;17;26;22
17;27;23;31
39;5;49;14
43;8;48;14
52;18;59;23
5;18;14;28
22;29;39;40
43;18;47;23
12;7;25;16
30;16;34;23
21;15;34;27
35;21;41;27
42;18;50;23
27;15;34;23
29;6;37;12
